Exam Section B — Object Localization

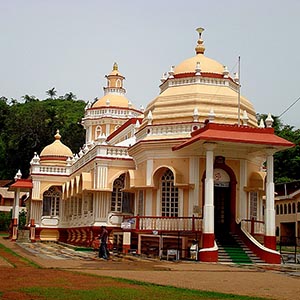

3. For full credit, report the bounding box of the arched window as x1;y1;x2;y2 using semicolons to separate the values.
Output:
284;204;287;214
161;169;178;217
292;202;296;214
288;203;291;214
116;79;122;87
111;175;124;212
95;125;102;139
42;186;61;216
111;174;134;213
276;205;279;215
280;204;283;214
298;202;300;213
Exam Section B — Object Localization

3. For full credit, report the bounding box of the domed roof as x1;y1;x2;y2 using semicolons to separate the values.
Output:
92;94;130;108
174;54;224;75
40;130;73;158
174;27;224;76
141;28;258;129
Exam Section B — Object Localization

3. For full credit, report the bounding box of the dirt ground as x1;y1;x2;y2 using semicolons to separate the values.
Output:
1;237;300;300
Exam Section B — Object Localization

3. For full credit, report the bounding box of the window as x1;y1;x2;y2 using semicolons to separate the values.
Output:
95;125;102;139
249;191;258;219
42;186;61;217
161;169;178;217
137;190;144;216
111;174;134;213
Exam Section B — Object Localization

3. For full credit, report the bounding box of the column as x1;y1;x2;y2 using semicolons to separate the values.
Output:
264;149;276;250
11;188;20;241
203;143;215;241
199;143;218;262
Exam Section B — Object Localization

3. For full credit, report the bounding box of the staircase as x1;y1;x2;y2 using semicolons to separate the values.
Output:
216;232;264;264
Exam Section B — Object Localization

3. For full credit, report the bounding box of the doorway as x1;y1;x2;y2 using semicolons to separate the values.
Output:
214;185;231;235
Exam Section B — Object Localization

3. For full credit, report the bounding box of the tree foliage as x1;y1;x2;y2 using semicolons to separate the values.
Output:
0;94;85;179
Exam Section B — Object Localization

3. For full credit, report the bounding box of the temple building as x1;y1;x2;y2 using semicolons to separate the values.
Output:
13;28;294;263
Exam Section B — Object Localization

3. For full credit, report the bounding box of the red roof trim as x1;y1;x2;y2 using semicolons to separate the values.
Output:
40;156;67;161
106;118;143;141
9;179;33;190
173;123;294;151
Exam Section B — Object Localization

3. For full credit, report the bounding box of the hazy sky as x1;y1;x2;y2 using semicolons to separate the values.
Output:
1;0;300;128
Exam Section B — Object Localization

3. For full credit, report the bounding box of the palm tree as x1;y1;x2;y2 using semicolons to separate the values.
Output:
64;92;77;101
46;87;57;99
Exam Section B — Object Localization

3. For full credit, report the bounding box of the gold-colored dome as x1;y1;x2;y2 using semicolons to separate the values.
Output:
40;130;73;158
141;28;258;129
174;54;224;75
92;94;130;108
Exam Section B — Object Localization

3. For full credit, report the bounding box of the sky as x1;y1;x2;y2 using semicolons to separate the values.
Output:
1;0;300;128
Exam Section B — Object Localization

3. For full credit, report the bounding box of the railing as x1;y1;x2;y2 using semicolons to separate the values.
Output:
279;236;300;264
122;215;202;232
241;218;265;235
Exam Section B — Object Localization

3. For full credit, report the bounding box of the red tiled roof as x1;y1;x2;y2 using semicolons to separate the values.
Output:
106;118;143;141
9;179;33;190
173;123;295;151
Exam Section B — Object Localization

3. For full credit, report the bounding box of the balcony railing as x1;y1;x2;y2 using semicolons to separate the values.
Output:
121;215;202;232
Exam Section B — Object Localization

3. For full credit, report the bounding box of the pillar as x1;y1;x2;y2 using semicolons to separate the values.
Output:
264;149;276;250
199;143;218;262
11;188;20;241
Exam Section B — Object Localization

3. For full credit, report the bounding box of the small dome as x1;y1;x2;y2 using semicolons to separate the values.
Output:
40;131;72;158
174;54;224;75
92;94;130;108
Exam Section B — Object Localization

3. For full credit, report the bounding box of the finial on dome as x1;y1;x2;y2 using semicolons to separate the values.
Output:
195;27;205;54
55;130;61;140
113;62;118;71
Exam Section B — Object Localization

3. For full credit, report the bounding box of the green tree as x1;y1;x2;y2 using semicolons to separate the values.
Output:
0;97;85;179
64;92;77;101
46;87;57;99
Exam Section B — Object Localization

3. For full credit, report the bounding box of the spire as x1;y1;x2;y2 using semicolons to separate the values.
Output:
195;27;205;54
113;62;118;71
54;129;61;140
104;62;126;95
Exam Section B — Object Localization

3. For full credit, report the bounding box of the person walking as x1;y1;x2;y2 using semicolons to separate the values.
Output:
98;226;109;260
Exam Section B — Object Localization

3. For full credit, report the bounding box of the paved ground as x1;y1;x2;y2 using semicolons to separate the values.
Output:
1;237;300;300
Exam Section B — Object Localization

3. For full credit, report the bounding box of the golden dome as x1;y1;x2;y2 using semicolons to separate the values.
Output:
174;54;224;75
40;131;73;158
92;94;130;108
141;28;258;129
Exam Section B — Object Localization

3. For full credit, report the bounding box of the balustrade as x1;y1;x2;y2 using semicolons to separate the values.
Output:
121;215;202;232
